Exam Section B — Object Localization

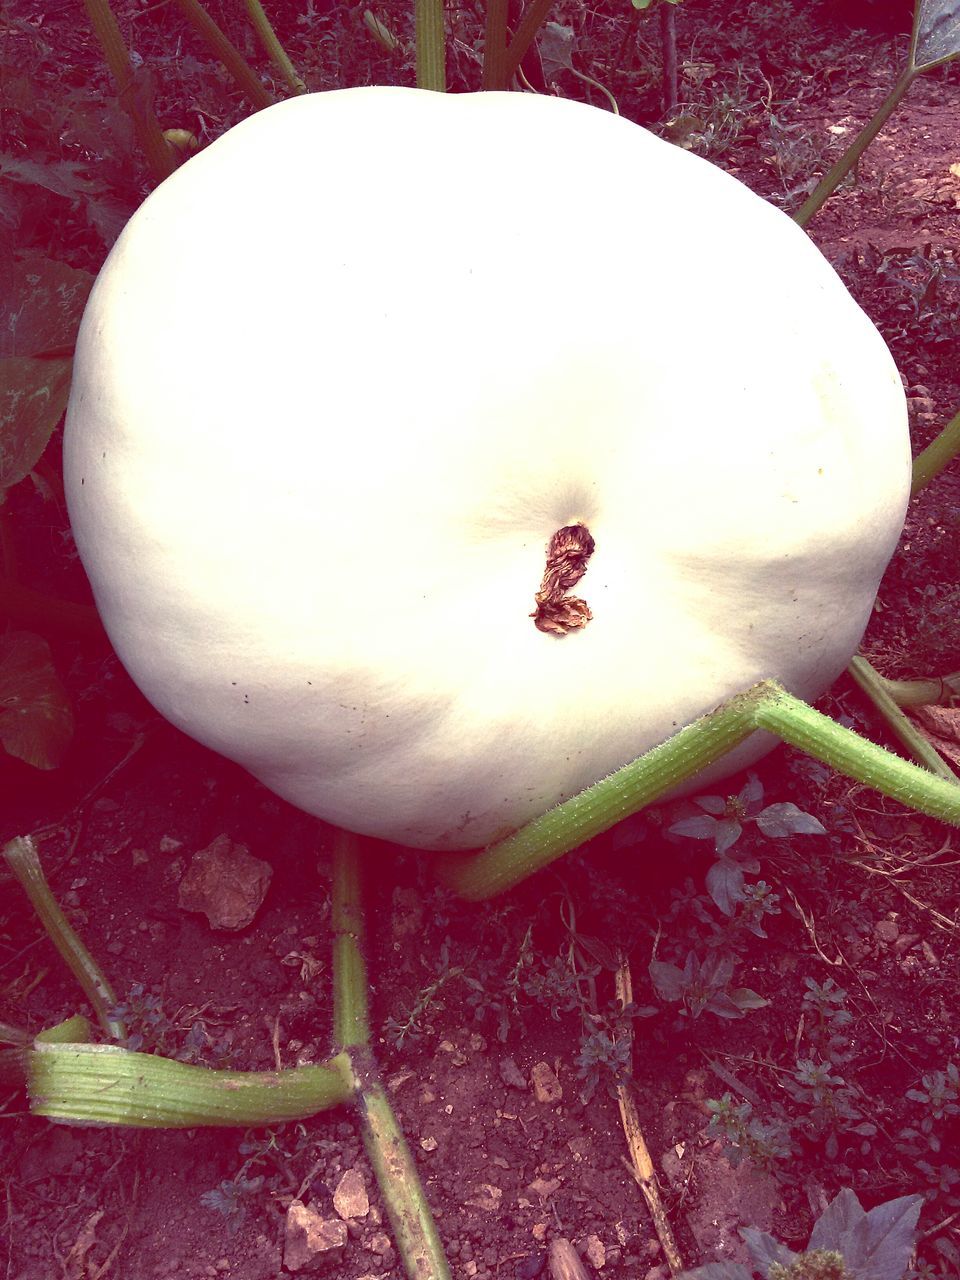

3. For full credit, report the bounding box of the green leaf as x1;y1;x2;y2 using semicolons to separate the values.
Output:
676;1264;753;1279
807;1187;923;1279
915;0;960;70
1;256;93;357
743;1226;798;1272
648;959;686;1002
756;802;827;838
728;987;770;1012
538;22;577;80
670;814;719;840
706;858;745;916
0;631;74;769
0;355;72;490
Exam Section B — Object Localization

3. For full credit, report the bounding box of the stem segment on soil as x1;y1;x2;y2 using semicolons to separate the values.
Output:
438;680;960;901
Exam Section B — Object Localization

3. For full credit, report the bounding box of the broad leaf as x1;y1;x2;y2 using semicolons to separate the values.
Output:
0;355;72;491
756;802;827;838
728;987;770;1012
648;959;686;1002
915;0;960;70
695;794;727;815
807;1187;923;1279
1;256;93;357
670;814;719;840
538;22;577;81
742;1226;797;1272
676;1265;753;1280
0;631;74;769
706;858;745;916
714;818;742;855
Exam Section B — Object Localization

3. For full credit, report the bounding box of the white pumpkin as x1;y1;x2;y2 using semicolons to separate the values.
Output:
64;87;910;851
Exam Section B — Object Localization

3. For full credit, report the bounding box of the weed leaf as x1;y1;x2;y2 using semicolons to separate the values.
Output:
0;631;73;769
806;1187;923;1278
706;858;745;916
648;959;686;1002
0;355;72;491
2;256;93;357
742;1225;797;1271
670;814;719;840
676;1264;754;1279
756;802;826;838
915;0;960;69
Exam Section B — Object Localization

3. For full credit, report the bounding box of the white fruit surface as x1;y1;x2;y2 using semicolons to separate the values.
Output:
64;87;911;850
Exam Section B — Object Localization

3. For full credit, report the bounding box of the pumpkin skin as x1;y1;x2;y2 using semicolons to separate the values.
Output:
64;87;910;851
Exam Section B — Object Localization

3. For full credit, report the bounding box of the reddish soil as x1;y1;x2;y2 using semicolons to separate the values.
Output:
2;2;960;1278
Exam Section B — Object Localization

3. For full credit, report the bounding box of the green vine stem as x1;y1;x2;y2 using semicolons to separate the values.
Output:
171;0;274;111
794;68;915;228
332;833;452;1280
848;655;958;779
243;0;307;94
28;1044;353;1126
414;0;447;91
502;0;554;84
81;0;176;182
438;680;960;901
481;0;509;89
911;405;960;496
3;837;124;1039
0;577;108;641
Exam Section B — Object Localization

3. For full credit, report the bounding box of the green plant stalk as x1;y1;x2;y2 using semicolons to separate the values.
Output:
359;1078;452;1280
502;0;554;83
439;680;960;901
481;0;510;89
27;1043;353;1126
752;686;960;813
911;405;960;496
81;0;176;182
877;671;960;708
3;837;124;1039
332;830;370;1049
0;1017;91;1090
439;684;767;900
794;68;915;228
243;0;306;94
332;833;451;1280
415;0;447;91
848;655;957;778
171;0;274;111
0;577;108;641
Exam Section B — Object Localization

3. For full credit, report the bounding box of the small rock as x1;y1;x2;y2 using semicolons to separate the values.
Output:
499;1056;527;1090
177;834;272;930
526;1177;561;1201
159;835;183;853
465;1184;502;1212
283;1201;348;1272
585;1235;606;1269
333;1168;369;1220
132;847;149;867
875;919;899;944
531;1061;562;1105
421;1137;438;1152
365;1232;393;1256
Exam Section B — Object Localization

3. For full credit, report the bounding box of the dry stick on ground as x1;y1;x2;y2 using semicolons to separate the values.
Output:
614;958;684;1274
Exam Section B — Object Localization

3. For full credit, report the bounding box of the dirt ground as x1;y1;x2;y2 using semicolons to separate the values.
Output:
3;2;960;1277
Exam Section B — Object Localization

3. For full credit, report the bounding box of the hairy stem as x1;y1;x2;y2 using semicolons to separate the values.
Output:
848;656;957;779
415;0;447;91
440;681;960;901
4;837;123;1039
911;405;960;496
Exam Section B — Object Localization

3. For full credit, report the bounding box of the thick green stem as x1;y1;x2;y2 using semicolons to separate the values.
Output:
0;577;108;642
481;0;510;89
415;0;447;91
879;671;960;709
502;0;554;83
848;655;957;779
331;833;451;1280
244;0;306;93
27;1043;352;1126
794;69;915;228
81;0;176;182
171;0;274;111
911;405;960;496
332;831;370;1049
440;681;960;901
752;687;960;818
438;685;768;900
4;837;124;1039
359;1078;452;1280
